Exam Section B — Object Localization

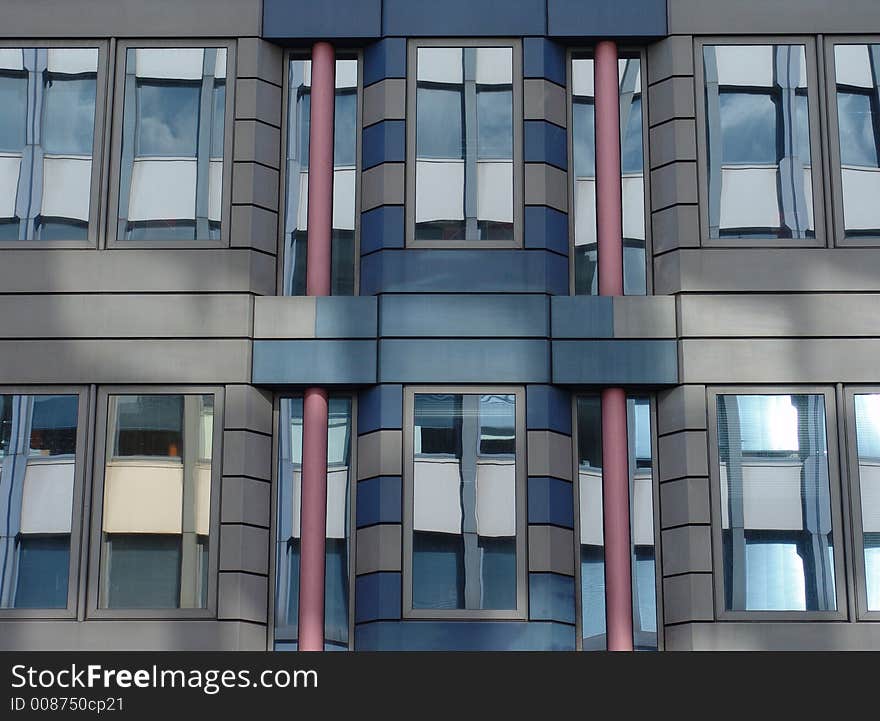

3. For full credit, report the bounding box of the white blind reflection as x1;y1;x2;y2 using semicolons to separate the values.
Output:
717;394;835;611
854;394;880;609
412;393;517;610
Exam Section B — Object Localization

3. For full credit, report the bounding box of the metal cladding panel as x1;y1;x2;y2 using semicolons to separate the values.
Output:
548;0;667;37
382;0;546;36
552;340;679;385
252;340;377;385
263;0;382;39
355;620;575;650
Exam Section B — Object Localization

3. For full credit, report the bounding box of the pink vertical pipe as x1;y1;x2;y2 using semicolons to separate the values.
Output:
595;40;623;297
299;41;335;652
595;40;633;651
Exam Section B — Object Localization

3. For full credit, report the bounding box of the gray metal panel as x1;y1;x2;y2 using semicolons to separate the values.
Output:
547;0;667;37
380;295;549;338
221;476;271;527
252;340;377;385
231;205;279;255
647;35;695;84
0;0;262;37
234;120;281;169
253;297;316;339
263;0;382;39
527;431;574;481
657;384;708;435
550;296;613;339
237;39;283;87
524;79;567;128
647;76;696;127
356;524;402;574
0;250;273;294
524;163;568;212
357;430;403;480
658;430;709;481
315;296;378;338
666;622;880;651
668;0;880;35
552;340;679;385
235;79;282;128
223;430;273;482
660;477;711;529
651;205;700;255
650;162;698;212
612;296;677;338
233;163;279;212
0;620;266;651
220;524;270;575
528;525;575;576
218;572;269;624
225;385;274;434
0;295;252;339
682;338;880;383
379;339;550;384
0;340;251;384
363;79;406;127
661;526;712;576
648;119;697;169
681;294;880;338
662;573;714;624
362;163;405;210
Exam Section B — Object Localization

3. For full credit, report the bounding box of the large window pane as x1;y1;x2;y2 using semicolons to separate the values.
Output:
410;393;518;611
834;44;880;238
704;45;814;240
853;394;880;610
99;394;214;609
571;56;646;294
117;48;226;242
716;394;835;612
275;397;353;649
283;58;358;296
0;48;97;241
0;394;79;609
414;47;514;242
628;397;656;650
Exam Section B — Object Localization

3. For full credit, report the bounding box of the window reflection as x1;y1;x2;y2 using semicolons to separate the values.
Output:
704;45;814;240
0;394;78;609
275;397;352;649
99;394;214;609
412;393;517;610
0;48;97;242
716;394;835;611
117;48;226;242
415;47;514;242
571;56;646;294
283;58;358;296
834;44;880;238
853;395;880;609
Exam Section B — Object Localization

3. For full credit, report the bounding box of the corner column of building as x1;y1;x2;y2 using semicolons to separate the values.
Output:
299;40;335;652
595;39;633;652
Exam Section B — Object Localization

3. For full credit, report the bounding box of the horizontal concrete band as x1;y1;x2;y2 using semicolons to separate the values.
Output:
552;339;679;385
262;0;666;39
355;620;575;650
665;622;880;652
254;296;378;339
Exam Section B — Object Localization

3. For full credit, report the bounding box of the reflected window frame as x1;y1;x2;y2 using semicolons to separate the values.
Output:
0;40;108;250
402;385;528;620
570;393;662;651
107;40;235;250
86;386;224;620
271;393;357;650
706;386;847;621
826;36;880;248
405;38;524;249
694;36;826;249
566;46;652;295
0;385;89;620
277;50;362;296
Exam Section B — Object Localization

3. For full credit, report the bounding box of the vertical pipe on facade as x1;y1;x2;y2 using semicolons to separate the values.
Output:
299;41;335;652
595;40;634;651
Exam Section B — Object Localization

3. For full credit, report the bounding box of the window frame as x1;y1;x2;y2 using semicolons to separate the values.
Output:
276;49;363;296
268;393;358;650
694;36;827;249
86;385;224;620
106;39;236;250
706;385;847;621
402;384;527;620
0;385;89;620
566;46;653;295
570;393;663;651
405;38;524;249
824;35;880;248
0;39;108;250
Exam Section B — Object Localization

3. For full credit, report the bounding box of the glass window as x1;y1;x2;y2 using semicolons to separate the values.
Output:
834;44;880;238
0;48;98;242
576;395;657;650
703;44;815;240
413;46;515;243
99;393;214;609
571;55;646;295
406;390;523;616
716;394;836;612
283;58;359;296
0;393;79;609
852;394;880;610
117;47;227;242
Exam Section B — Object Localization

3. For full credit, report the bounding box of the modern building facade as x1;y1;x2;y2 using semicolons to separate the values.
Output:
1;0;880;651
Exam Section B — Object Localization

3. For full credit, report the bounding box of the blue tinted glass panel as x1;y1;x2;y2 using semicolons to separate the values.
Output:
104;534;181;609
477;87;512;159
719;92;778;164
43;77;96;155
416;86;463;159
0;73;27;152
854;395;880;610
135;82;200;157
14;537;70;609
